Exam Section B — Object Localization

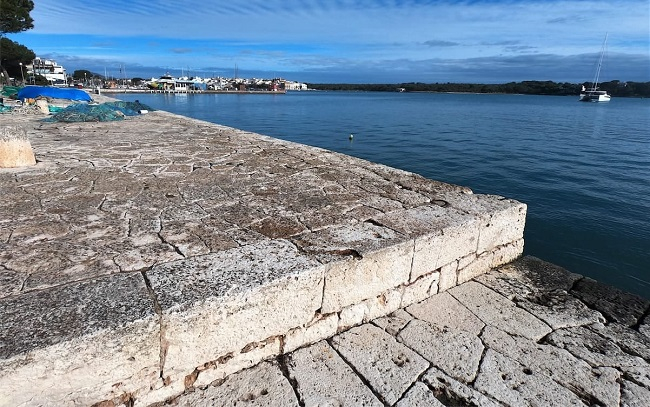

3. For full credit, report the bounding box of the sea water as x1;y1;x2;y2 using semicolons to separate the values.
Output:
115;91;650;298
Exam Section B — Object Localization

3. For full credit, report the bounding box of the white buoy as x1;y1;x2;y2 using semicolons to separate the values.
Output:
349;134;354;140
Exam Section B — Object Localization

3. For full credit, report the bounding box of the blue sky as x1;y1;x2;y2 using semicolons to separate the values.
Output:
9;0;650;83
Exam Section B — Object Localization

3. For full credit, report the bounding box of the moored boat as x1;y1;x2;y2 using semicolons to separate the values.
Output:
579;88;611;102
579;34;611;103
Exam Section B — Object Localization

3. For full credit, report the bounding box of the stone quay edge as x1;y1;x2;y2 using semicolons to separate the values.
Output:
0;105;527;405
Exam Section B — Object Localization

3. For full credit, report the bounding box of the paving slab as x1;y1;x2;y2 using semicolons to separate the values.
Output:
372;309;413;336
570;277;650;327
287;341;383;406
397;319;484;383
545;325;648;368
474;349;586;406
620;379;650;407
481;326;620;407
163;361;298;406
449;280;552;340
395;382;446;407
330;324;429;404
421;367;504;407
405;291;485;335
476;257;606;330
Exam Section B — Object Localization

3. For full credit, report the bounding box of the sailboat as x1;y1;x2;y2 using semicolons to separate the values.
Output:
579;34;611;102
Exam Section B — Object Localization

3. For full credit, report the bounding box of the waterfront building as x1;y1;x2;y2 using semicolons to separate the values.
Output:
26;58;67;86
283;80;308;91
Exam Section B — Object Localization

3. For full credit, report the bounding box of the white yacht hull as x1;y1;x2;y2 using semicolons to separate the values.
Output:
579;92;611;102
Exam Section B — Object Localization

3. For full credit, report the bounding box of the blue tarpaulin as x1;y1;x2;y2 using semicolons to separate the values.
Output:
17;86;92;102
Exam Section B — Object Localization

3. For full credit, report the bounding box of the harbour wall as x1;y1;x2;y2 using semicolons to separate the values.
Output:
2;103;644;406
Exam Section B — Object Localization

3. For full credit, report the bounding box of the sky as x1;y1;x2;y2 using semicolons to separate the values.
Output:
8;0;650;84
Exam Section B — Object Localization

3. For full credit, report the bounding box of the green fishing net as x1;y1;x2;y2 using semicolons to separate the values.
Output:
1;86;22;98
44;101;154;122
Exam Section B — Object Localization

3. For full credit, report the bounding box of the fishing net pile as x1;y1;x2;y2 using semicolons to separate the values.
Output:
1;86;21;98
44;101;154;122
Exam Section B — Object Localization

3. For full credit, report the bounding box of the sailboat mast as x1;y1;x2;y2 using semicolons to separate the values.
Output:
591;33;608;91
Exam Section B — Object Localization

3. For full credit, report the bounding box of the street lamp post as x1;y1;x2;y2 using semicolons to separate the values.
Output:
19;63;25;84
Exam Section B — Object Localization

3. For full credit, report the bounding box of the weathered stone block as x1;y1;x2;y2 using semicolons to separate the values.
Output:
449;281;552;340
362;288;403;323
192;335;282;389
398;319;484;383
0;126;36;168
288;341;382;406
0;273;159;406
292;221;413;313
440;193;527;255
331;325;429;405
373;205;479;282
401;271;440;307
438;260;458;292
145;240;325;388
406;291;485;336
474;349;586;406
320;241;413;313
338;302;367;331
284;313;339;354
457;239;524;284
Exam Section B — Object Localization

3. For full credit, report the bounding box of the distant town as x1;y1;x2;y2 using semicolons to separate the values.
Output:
20;57;308;93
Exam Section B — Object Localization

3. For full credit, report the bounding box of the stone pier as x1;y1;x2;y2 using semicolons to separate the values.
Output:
167;255;650;406
1;106;646;406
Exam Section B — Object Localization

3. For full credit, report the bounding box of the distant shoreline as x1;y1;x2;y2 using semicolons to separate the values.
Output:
305;80;650;98
98;88;287;95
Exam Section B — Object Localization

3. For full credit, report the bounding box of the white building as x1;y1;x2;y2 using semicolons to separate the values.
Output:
27;58;67;85
284;81;308;91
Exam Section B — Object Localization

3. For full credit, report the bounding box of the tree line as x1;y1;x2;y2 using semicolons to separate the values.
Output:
0;0;35;84
307;80;650;98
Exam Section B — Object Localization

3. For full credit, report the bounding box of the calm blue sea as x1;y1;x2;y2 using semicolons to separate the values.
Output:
115;91;650;298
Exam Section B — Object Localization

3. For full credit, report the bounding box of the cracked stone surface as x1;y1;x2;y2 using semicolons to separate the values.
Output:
448;280;553;341
474;349;586;406
395;382;446;407
330;324;429;404
287;340;383;406
164;361;298;406
8;107;648;406
166;256;650;407
1;108;528;405
481;326;621;407
398;319;484;383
